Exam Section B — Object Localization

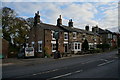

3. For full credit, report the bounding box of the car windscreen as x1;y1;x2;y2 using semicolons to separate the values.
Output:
25;48;33;52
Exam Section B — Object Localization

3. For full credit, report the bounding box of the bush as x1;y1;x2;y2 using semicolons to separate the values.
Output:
94;48;101;53
8;44;19;58
82;39;89;51
97;44;110;52
44;53;51;58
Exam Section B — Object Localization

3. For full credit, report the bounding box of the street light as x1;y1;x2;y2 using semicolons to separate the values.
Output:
25;35;29;48
54;31;61;59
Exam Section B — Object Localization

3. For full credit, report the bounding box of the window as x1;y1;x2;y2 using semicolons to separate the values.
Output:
52;44;56;52
64;32;68;40
75;43;77;49
78;43;80;49
52;31;56;40
38;44;42;52
38;41;42;52
73;32;77;39
73;42;81;50
32;42;34;48
94;38;97;41
108;34;111;38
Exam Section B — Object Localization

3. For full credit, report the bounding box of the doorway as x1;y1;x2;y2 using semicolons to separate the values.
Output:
64;44;68;53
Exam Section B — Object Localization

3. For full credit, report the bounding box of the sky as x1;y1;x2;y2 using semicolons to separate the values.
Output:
1;0;119;32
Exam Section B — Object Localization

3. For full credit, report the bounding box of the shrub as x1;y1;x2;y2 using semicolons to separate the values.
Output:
44;52;51;58
82;39;89;51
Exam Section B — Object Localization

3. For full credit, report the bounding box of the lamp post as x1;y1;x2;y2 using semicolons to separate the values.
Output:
54;31;60;59
26;35;29;48
10;34;14;45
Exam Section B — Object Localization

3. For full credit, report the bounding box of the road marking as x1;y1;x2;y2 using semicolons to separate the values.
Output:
15;69;59;78
47;73;72;80
47;70;83;80
97;60;115;67
85;60;94;63
52;69;58;71
81;60;94;64
100;59;108;62
74;70;83;73
33;74;37;75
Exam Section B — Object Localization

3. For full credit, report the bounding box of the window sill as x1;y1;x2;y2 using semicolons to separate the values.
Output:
52;50;56;52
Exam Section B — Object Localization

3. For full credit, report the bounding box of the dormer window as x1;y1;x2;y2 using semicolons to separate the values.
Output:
73;32;77;39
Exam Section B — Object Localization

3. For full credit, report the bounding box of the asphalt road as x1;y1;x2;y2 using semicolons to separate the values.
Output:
2;50;119;80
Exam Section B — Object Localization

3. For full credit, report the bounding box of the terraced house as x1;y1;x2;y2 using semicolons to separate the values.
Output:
28;11;102;57
92;26;118;48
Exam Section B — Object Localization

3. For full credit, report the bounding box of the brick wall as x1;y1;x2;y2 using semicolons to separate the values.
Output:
2;38;9;58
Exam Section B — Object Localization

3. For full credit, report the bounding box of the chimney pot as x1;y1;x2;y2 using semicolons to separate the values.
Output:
57;15;62;26
68;19;73;27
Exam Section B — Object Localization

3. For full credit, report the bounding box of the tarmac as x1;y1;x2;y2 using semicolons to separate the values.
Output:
1;54;93;66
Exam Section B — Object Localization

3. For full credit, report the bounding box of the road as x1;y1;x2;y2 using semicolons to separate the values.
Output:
2;50;119;80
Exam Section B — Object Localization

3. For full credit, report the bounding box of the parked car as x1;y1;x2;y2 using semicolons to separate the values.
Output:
17;47;34;59
118;48;120;54
17;48;25;59
0;54;4;59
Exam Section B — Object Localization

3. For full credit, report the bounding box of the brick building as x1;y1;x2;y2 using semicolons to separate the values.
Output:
2;38;9;58
28;11;102;56
92;26;118;48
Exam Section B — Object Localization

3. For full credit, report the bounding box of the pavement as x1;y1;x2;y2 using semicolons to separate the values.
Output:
1;49;117;67
1;54;93;66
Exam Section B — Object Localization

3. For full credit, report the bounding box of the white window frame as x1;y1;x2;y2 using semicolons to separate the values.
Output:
73;32;77;39
78;43;80;49
51;41;56;52
108;34;111;38
74;43;77;50
51;30;56;40
73;42;81;51
64;32;68;40
89;43;94;49
38;41;42;52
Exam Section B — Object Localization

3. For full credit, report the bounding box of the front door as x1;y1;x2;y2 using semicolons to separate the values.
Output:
64;44;68;53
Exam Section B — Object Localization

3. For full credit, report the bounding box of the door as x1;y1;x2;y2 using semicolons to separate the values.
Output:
64;44;68;53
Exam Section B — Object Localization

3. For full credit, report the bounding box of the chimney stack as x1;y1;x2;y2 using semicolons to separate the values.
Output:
92;25;99;33
34;11;40;26
57;15;62;26
68;19;73;27
85;25;89;31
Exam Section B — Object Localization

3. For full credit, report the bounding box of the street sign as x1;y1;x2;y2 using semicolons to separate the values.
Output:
54;31;59;39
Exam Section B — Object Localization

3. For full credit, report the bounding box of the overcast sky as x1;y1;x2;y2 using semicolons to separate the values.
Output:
1;0;119;32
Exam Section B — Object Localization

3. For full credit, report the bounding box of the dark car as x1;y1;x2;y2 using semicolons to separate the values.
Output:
17;47;34;59
118;48;120;54
17;48;25;59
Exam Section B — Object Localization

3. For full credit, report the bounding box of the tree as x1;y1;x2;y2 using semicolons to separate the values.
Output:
26;17;42;27
26;17;34;28
2;7;30;48
82;39;89;51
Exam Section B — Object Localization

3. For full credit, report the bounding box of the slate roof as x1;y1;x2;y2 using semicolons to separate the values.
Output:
32;23;100;36
35;23;64;31
60;25;99;36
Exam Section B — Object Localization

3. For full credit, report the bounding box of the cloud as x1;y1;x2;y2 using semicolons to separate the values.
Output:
2;2;118;32
2;0;119;2
97;2;118;30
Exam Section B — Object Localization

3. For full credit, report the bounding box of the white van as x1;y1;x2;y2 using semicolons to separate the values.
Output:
25;47;34;57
